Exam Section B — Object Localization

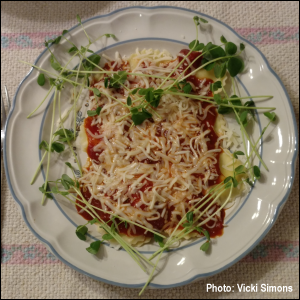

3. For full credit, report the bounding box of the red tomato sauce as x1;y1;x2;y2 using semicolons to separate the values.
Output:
84;116;102;162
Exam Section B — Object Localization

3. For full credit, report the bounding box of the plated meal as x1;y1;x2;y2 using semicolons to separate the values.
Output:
5;7;297;293
24;14;277;294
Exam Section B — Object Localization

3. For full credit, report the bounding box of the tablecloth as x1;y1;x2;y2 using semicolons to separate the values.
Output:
1;1;299;299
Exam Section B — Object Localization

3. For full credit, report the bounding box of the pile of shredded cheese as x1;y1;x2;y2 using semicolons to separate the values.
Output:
78;49;242;243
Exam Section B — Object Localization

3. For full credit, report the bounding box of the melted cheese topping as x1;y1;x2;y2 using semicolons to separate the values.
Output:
78;48;242;243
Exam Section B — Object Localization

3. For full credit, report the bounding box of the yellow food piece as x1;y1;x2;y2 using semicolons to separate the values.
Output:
214;113;227;136
78;123;88;152
218;150;246;203
195;68;227;94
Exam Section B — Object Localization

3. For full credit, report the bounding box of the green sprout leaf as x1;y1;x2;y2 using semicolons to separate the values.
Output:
264;112;276;122
253;166;261;179
154;234;165;248
37;74;46;86
96;106;102;115
127;96;132;106
240;43;245;51
104;77;109;88
104;33;116;39
65;162;72;169
214;62;226;78
200;241;210;252
225;42;237;55
54;129;74;142
239;110;249;127
189;40;199;50
213;94;222;105
50;55;61;71
203;229;210;241
62;174;74;186
218;103;232;115
227;57;243;77
195;43;205;51
93;88;101;97
245;178;254;187
53;36;61;44
51;142;65;153
183;83;192;94
233;151;245;159
86;240;101;255
76;225;88;241
220;35;227;43
224;176;233;184
87;107;101;117
244;100;256;117
88;218;98;225
39;140;49;151
235;165;245;175
131;88;139;95
204;61;215;71
193;16;200;25
168;87;178;93
39;183;53;199
109;71;127;89
232;177;239;188
102;233;114;240
131;108;152;126
186;211;194;223
199;17;208;23
76;14;82;23
210;81;222;92
205;45;226;59
130;107;138;115
68;46;78;53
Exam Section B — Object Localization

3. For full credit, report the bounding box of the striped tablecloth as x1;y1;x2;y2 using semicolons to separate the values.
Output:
1;1;299;299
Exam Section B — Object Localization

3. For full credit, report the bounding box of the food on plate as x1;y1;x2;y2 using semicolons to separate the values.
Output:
24;14;276;294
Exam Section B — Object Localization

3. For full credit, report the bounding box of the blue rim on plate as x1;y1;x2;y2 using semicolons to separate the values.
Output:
3;6;298;289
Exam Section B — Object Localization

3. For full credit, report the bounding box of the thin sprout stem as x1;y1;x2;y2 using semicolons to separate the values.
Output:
166;91;276;110
232;77;236;95
27;86;54;118
115;112;131;122
139;251;163;296
246;119;273;166
64;69;172;80
232;106;269;171
73;54;84;136
79;23;91;44
30;151;47;185
41;89;57;205
58;91;82;176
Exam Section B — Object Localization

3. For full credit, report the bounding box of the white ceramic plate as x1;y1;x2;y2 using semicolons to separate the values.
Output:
4;6;298;289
